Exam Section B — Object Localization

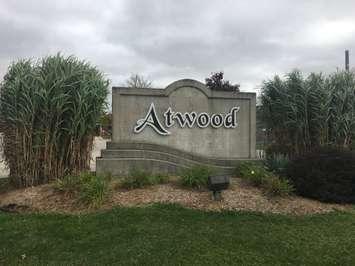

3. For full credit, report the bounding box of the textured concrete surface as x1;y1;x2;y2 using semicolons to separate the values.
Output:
112;79;256;158
97;79;257;176
96;141;259;177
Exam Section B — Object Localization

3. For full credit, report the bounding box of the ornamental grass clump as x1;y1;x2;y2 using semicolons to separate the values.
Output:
120;170;169;189
79;173;111;208
261;70;355;156
180;165;214;189
0;54;109;187
234;161;267;186
55;172;111;208
265;153;290;176
235;161;293;197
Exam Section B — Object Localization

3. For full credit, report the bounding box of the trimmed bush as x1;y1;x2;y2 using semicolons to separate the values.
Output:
120;170;168;189
180;165;214;189
286;148;355;203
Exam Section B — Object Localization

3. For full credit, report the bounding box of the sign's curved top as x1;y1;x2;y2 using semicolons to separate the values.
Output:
112;78;254;100
165;79;210;97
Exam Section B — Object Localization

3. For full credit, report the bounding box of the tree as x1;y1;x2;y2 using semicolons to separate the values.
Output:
0;54;109;187
126;74;152;88
205;72;240;92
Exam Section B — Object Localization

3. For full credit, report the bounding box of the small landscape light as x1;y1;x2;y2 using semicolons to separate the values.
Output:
208;175;230;201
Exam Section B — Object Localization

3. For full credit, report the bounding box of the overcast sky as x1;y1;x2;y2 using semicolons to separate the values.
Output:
1;0;355;93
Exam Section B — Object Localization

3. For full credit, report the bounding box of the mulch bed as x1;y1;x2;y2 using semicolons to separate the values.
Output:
0;178;352;215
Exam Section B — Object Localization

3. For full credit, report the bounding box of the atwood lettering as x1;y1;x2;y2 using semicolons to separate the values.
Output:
134;103;240;135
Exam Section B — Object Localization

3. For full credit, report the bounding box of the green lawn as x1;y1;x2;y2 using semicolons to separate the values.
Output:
0;204;354;265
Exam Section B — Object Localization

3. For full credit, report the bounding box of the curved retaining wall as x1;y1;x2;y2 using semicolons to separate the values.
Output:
96;141;257;176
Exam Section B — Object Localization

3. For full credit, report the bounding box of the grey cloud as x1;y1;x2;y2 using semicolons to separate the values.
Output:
0;0;355;93
0;20;44;57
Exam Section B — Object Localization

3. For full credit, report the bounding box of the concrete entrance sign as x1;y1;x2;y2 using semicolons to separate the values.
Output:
96;79;256;176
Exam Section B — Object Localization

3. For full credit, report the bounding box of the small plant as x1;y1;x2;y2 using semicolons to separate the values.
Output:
151;174;169;185
54;172;111;208
234;161;268;187
79;173;111;208
235;161;293;197
120;170;151;189
54;175;81;194
180;165;213;189
120;170;168;189
263;176;294;197
265;153;290;175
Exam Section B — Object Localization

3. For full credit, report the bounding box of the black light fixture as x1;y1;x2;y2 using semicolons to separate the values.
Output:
208;175;230;200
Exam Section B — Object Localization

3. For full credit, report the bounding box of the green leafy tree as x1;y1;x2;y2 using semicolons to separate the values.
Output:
205;72;240;92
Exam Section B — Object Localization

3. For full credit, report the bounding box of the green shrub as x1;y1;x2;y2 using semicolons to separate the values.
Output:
152;174;169;185
120;170;168;189
180;165;213;189
265;153;290;175
54;175;81;194
54;172;110;207
235;161;293;197
286;147;355;203
79;173;111;208
234;161;268;187
263;176;294;197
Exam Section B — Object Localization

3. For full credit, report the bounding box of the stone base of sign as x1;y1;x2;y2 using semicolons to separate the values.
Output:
96;141;259;176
